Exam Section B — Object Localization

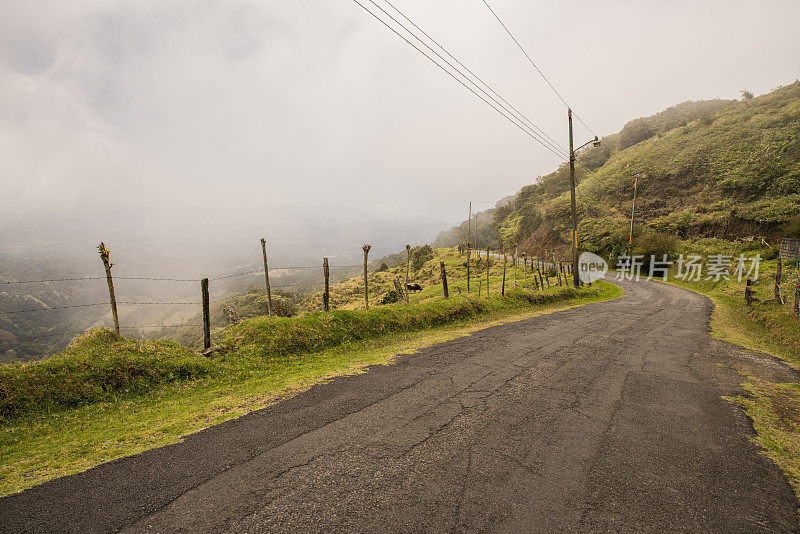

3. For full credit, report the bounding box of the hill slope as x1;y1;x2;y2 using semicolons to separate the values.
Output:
487;82;800;256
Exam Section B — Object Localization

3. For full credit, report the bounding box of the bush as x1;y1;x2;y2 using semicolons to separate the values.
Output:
376;262;389;272
411;245;435;271
380;290;399;304
633;232;679;272
0;329;211;423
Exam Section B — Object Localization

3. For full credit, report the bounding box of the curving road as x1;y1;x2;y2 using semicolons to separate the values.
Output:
1;278;799;533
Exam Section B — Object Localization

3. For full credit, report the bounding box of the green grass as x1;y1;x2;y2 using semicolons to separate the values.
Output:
0;331;211;424
729;380;800;503
0;281;621;497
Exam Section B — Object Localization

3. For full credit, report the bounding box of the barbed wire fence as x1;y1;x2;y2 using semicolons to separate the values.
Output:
0;239;573;355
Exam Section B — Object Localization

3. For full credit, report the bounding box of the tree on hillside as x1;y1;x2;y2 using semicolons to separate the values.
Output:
619;118;656;149
741;89;754;100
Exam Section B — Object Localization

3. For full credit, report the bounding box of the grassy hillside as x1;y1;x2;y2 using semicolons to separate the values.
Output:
488;82;800;257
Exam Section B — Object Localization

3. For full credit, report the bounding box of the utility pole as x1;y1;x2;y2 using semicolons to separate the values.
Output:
568;109;600;287
629;174;639;253
568;109;579;287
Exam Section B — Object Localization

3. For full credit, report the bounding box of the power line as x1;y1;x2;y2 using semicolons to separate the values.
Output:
382;0;567;158
479;0;598;138
363;0;566;158
352;0;567;159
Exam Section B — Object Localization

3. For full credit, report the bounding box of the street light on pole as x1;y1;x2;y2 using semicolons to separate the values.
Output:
568;108;600;287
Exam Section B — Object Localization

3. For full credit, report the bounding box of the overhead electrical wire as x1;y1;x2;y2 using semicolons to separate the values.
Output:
381;0;567;158
479;0;598;138
351;0;568;159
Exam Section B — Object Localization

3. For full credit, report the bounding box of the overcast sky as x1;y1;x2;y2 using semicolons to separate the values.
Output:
2;0;799;246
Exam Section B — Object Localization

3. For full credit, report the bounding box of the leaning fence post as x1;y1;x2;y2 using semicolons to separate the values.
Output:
775;255;784;305
440;261;449;299
97;242;120;339
323;257;330;312
363;244;371;310
260;238;273;315
201;277;211;351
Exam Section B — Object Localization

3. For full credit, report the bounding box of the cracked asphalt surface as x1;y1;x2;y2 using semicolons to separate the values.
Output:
2;277;799;533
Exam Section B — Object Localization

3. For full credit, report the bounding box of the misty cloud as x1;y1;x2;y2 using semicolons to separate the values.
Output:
1;0;798;253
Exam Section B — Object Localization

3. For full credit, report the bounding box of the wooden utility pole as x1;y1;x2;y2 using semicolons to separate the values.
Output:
568;108;579;287
440;261;449;298
260;238;273;315
363;244;372;310
405;244;411;304
629;174;639;253
323;257;330;312
201;277;211;350
97;242;120;339
502;254;507;296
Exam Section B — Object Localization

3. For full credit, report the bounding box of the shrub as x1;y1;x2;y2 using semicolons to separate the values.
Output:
633;232;679;272
0;329;211;423
380;290;399;304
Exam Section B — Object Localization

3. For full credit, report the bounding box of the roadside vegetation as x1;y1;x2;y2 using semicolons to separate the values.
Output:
0;246;621;496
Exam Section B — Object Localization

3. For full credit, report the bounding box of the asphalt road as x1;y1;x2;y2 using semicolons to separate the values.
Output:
2;278;799;533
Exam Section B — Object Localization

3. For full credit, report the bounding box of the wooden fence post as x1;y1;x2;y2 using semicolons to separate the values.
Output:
363;244;371;310
502;254;507;296
486;246;490;297
523;255;528;288
513;246;518;287
440;261;449;299
260;238;273;315
794;265;799;316
323;257;330;312
97;242;120;339
775;255;785;305
393;278;407;303
745;278;756;306
466;244;471;294
405;244;411;304
201;277;211;351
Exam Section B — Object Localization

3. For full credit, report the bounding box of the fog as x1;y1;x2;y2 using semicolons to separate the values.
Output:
2;0;799;265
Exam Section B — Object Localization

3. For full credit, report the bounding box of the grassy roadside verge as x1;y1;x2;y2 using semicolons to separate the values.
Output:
662;259;800;502
0;281;621;497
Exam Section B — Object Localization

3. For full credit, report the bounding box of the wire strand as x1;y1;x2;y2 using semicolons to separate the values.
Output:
479;0;597;138
352;0;566;159
382;0;568;158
